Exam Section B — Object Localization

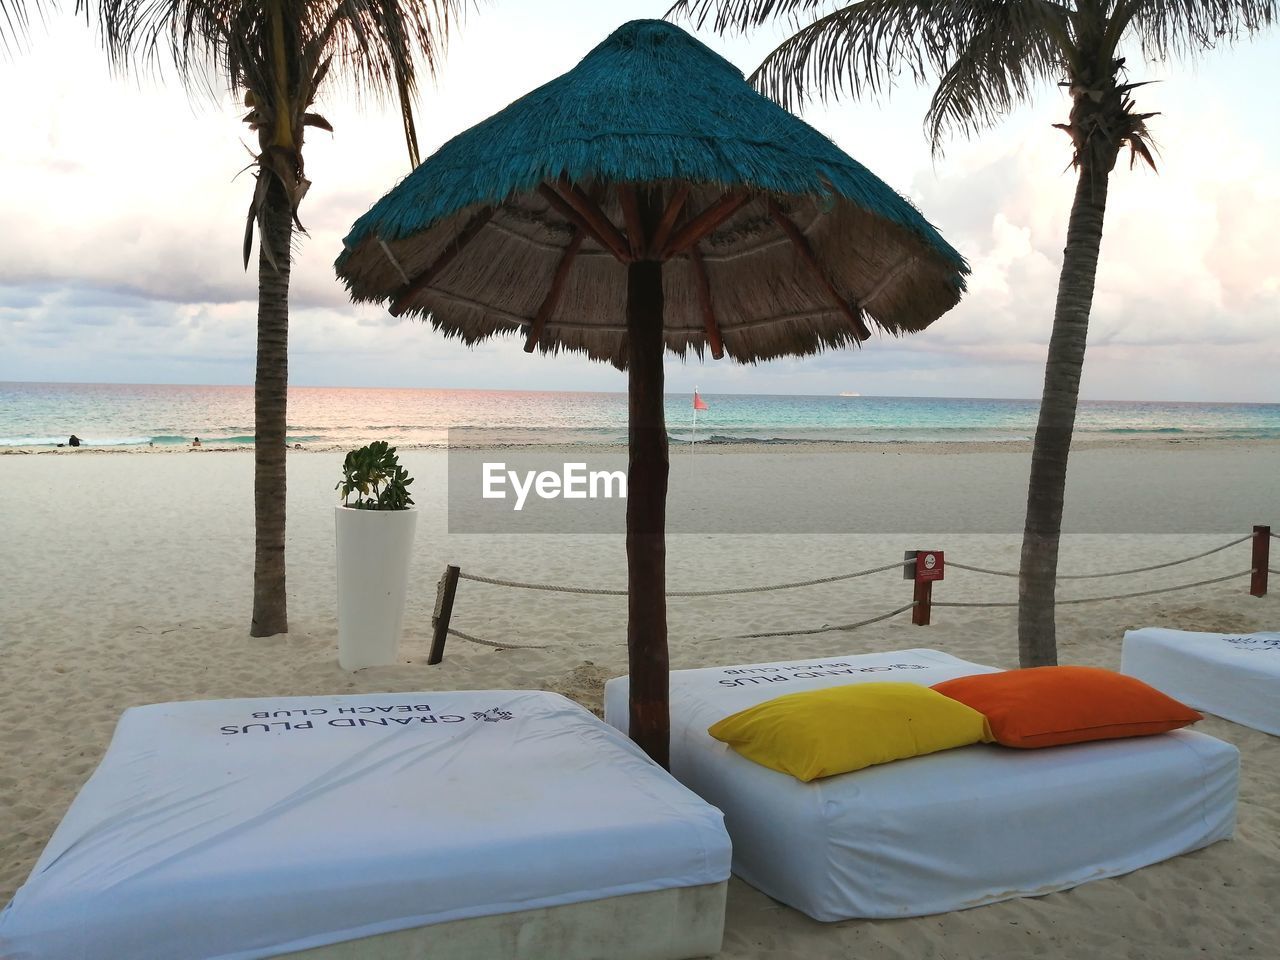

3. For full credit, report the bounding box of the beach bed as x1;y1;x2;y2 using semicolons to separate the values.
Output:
604;648;1238;921
0;691;731;960
1122;628;1280;736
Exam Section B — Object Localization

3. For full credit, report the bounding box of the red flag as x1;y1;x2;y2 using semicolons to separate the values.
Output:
693;391;709;411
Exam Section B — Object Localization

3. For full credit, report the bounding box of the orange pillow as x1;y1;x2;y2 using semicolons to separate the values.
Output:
931;666;1201;748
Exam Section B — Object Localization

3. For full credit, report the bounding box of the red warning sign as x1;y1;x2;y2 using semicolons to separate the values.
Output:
915;551;944;582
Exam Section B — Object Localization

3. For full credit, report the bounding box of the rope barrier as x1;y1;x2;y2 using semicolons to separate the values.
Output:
1056;569;1253;604
458;534;1258;597
430;529;1267;662
947;534;1253;580
703;602;918;642
458;572;625;596
671;561;903;597
458;560;904;599
445;628;548;650
941;562;1020;578
934;569;1254;609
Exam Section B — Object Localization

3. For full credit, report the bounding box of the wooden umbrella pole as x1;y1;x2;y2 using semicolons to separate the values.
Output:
626;255;670;769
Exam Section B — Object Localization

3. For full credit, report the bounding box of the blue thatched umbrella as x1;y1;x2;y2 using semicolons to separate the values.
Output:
336;19;968;766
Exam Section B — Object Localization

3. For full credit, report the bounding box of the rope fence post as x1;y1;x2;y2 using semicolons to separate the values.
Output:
1252;526;1270;597
429;565;461;665
905;550;943;626
913;578;932;626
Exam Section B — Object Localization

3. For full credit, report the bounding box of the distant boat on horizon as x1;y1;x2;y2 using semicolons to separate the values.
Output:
837;391;862;397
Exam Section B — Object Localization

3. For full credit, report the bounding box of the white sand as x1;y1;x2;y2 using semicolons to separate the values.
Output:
2;443;1278;957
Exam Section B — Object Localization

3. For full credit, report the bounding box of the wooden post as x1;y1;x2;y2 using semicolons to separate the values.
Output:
904;550;934;626
626;195;670;768
429;564;460;665
913;577;933;626
1252;525;1270;597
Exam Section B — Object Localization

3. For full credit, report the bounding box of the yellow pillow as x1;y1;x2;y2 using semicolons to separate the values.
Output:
707;682;993;782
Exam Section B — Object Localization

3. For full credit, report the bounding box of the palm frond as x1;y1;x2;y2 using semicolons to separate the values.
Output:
1126;124;1158;170
1;0;29;39
1;0;40;55
923;4;1066;153
90;0;460;154
746;1;943;111
1122;0;1277;61
698;1;1073;118
89;0;461;264
668;0;832;33
672;0;1275;165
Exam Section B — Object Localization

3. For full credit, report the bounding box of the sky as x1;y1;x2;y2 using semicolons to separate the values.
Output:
0;3;1276;402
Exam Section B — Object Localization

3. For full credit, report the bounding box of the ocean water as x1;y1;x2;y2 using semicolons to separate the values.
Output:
2;381;1279;449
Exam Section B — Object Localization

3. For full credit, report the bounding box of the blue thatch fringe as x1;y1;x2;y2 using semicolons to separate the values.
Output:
337;19;967;283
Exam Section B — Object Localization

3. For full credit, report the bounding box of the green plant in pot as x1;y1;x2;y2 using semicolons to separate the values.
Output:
336;441;415;510
334;441;419;670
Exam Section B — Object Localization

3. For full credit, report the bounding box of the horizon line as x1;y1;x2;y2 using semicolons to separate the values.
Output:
3;379;1280;408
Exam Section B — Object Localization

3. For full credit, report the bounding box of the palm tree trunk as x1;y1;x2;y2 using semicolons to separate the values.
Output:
626;258;670;768
1017;155;1116;666
250;177;293;637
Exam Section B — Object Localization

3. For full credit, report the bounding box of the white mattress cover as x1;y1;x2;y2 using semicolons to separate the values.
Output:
604;648;1239;919
0;690;731;960
1122;628;1280;735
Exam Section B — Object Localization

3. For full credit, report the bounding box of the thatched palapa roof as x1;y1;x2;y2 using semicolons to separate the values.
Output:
336;19;969;368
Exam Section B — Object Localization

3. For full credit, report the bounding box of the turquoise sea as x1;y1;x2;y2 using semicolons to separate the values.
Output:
2;381;1279;449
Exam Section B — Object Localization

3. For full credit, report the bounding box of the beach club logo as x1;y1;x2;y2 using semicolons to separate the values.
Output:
218;702;520;734
482;462;627;511
472;707;515;722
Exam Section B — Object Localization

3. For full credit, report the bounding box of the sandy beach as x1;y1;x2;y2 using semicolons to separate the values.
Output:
2;442;1278;958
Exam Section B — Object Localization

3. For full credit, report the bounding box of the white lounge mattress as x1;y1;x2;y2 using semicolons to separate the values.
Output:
604;648;1239;920
0;690;731;960
1123;627;1280;735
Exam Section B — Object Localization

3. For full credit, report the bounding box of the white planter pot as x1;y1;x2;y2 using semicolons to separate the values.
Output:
335;505;419;670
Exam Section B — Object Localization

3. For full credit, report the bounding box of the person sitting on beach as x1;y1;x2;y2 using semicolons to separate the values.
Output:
191;437;202;448
68;435;81;447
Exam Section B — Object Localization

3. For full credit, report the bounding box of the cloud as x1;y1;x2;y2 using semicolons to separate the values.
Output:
0;7;1276;403
893;78;1280;400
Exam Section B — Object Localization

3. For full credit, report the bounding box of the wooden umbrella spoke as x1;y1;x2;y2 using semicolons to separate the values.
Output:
388;206;495;317
525;230;586;352
648;184;690;258
689;245;724;360
537;184;612;257
550;180;634;261
616;184;645;259
766;199;872;341
660;191;750;259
